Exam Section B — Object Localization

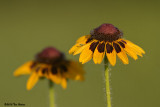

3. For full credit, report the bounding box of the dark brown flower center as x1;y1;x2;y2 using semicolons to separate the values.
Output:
90;23;123;42
35;47;65;64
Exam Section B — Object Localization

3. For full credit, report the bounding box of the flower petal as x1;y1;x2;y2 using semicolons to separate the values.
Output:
65;61;85;81
118;41;138;60
69;35;90;55
125;40;145;56
69;61;85;75
79;41;98;64
106;43;116;66
113;42;129;64
69;43;82;54
93;42;105;64
27;71;39;90
61;77;67;89
49;69;62;84
76;35;90;43
73;43;90;55
14;61;33;76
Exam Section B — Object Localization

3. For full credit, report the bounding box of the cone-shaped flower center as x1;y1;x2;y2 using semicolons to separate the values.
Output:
95;24;118;35
91;23;123;42
36;47;64;64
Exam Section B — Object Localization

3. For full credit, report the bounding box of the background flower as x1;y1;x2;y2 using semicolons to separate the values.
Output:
14;47;84;90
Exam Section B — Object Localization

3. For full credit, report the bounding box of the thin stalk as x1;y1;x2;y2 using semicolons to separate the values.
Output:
49;80;55;107
104;56;111;107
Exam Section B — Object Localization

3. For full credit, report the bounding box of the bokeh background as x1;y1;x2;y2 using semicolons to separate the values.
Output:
0;0;159;107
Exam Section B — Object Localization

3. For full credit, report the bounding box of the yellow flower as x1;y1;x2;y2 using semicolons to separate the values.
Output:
14;47;85;90
69;24;145;66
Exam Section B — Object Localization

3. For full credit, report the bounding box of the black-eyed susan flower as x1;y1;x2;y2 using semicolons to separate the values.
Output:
14;47;84;90
69;23;145;66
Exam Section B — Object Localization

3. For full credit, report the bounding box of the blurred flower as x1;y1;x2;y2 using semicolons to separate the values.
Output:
14;47;85;90
69;23;145;66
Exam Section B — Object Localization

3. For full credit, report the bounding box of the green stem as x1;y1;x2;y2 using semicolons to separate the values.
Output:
104;56;112;107
49;80;55;107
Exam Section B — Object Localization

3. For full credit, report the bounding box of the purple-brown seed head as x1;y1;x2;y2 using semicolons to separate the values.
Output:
37;47;61;59
95;24;118;35
36;47;64;64
90;23;123;42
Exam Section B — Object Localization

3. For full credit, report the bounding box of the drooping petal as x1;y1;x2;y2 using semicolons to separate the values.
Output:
76;35;90;43
118;41;138;60
69;43;82;54
14;61;33;76
125;40;145;56
73;43;90;55
64;61;85;81
106;43;116;66
49;68;62;84
63;69;76;80
69;61;85;75
69;61;85;80
36;64;51;77
69;35;91;55
61;77;67;89
79;41;98;64
40;67;50;78
75;73;85;81
27;71;39;90
93;42;105;64
113;42;129;64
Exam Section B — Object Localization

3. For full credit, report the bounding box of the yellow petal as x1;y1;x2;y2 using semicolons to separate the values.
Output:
14;61;33;76
125;40;145;55
93;42;105;64
106;49;116;66
63;70;76;80
116;46;129;64
124;43;142;57
76;35;90;43
69;43;82;54
64;61;85;81
69;35;91;55
49;69;62;84
75;74;85;81
61;77;67;89
124;44;138;60
65;68;84;81
67;71;84;81
70;61;85;75
73;43;90;55
37;64;51;77
79;41;95;64
27;72;39;90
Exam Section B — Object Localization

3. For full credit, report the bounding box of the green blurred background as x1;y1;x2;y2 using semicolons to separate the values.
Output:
0;0;159;107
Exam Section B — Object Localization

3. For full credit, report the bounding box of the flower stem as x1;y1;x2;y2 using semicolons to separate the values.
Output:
49;80;55;107
104;56;112;107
